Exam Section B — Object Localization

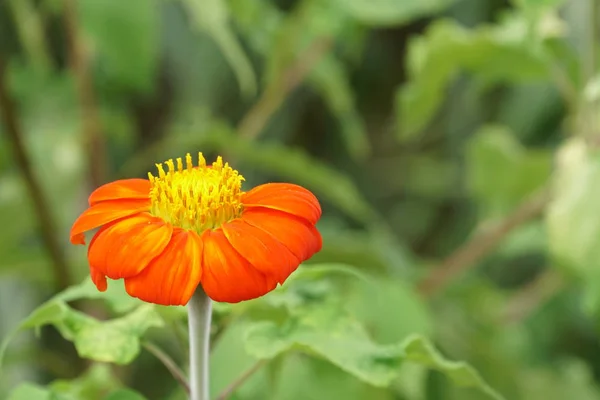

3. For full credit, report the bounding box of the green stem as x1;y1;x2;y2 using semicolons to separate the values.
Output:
188;286;213;400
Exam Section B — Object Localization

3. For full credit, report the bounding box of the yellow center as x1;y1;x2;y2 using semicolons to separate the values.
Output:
148;153;245;233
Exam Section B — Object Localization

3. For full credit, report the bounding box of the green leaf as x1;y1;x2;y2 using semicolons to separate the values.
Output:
245;307;404;386
5;367;132;400
466;125;551;217
72;305;163;364
80;0;160;93
243;265;503;399
50;364;121;399
181;0;257;97
0;301;68;366
332;0;457;27
56;279;140;314
105;389;148;400
7;384;55;400
1;287;162;368
546;138;600;278
346;276;433;343
272;355;392;400
395;18;550;140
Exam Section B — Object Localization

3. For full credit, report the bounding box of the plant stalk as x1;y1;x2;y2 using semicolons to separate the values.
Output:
187;286;212;400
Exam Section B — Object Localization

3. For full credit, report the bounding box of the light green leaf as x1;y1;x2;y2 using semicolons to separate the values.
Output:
0;301;68;366
245;307;404;386
1;289;162;367
395;18;550;140
546;138;600;277
466;125;551;217
347;276;433;343
56;279;140;314
243;265;503;399
71;305;163;365
181;0;256;97
401;335;503;400
50;364;121;400
272;355;391;400
332;0;457;27
7;384;55;400
80;0;160;93
105;389;148;400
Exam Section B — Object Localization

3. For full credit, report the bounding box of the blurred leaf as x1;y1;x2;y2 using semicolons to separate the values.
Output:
519;359;600;400
105;389;148;400
546;138;600;277
395;18;550;140
347;276;433;344
124;123;379;226
466;125;551;217
56;279;140;314
6;365;137;400
80;0;160;93
272;355;392;400
181;0;257;97
228;0;370;159
332;0;457;27
210;321;263;399
546;139;600;315
310;55;370;159
7;0;52;70
50;364;121;400
512;0;567;13
6;384;58;400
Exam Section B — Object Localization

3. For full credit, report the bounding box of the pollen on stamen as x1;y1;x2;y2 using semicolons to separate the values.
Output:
148;153;244;233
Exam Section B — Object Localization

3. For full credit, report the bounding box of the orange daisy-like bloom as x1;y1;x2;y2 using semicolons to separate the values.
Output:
70;153;322;306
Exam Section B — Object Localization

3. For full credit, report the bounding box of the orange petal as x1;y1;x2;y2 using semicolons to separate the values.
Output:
70;199;151;245
89;179;151;206
87;213;173;280
242;183;321;224
240;208;322;262
201;229;277;303
90;266;107;292
221;219;300;285
125;229;203;306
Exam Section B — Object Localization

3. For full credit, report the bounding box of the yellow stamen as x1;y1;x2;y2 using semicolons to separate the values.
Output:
148;153;245;233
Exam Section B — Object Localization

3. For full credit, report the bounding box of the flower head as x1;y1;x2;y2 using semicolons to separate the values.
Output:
70;153;322;305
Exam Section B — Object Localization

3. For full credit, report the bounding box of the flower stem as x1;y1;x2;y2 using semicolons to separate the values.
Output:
188;286;212;400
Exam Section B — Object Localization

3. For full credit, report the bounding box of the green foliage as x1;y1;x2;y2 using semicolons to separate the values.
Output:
80;0;160;94
395;14;556;140
467;125;551;217
0;281;161;367
1;0;598;398
332;0;457;27
241;266;502;399
124;123;379;226
181;0;257;97
7;365;147;400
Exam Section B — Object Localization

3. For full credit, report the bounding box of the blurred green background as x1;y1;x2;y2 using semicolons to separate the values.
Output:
0;0;599;399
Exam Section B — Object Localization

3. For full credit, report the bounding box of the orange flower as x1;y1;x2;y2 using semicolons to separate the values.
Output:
70;153;322;306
